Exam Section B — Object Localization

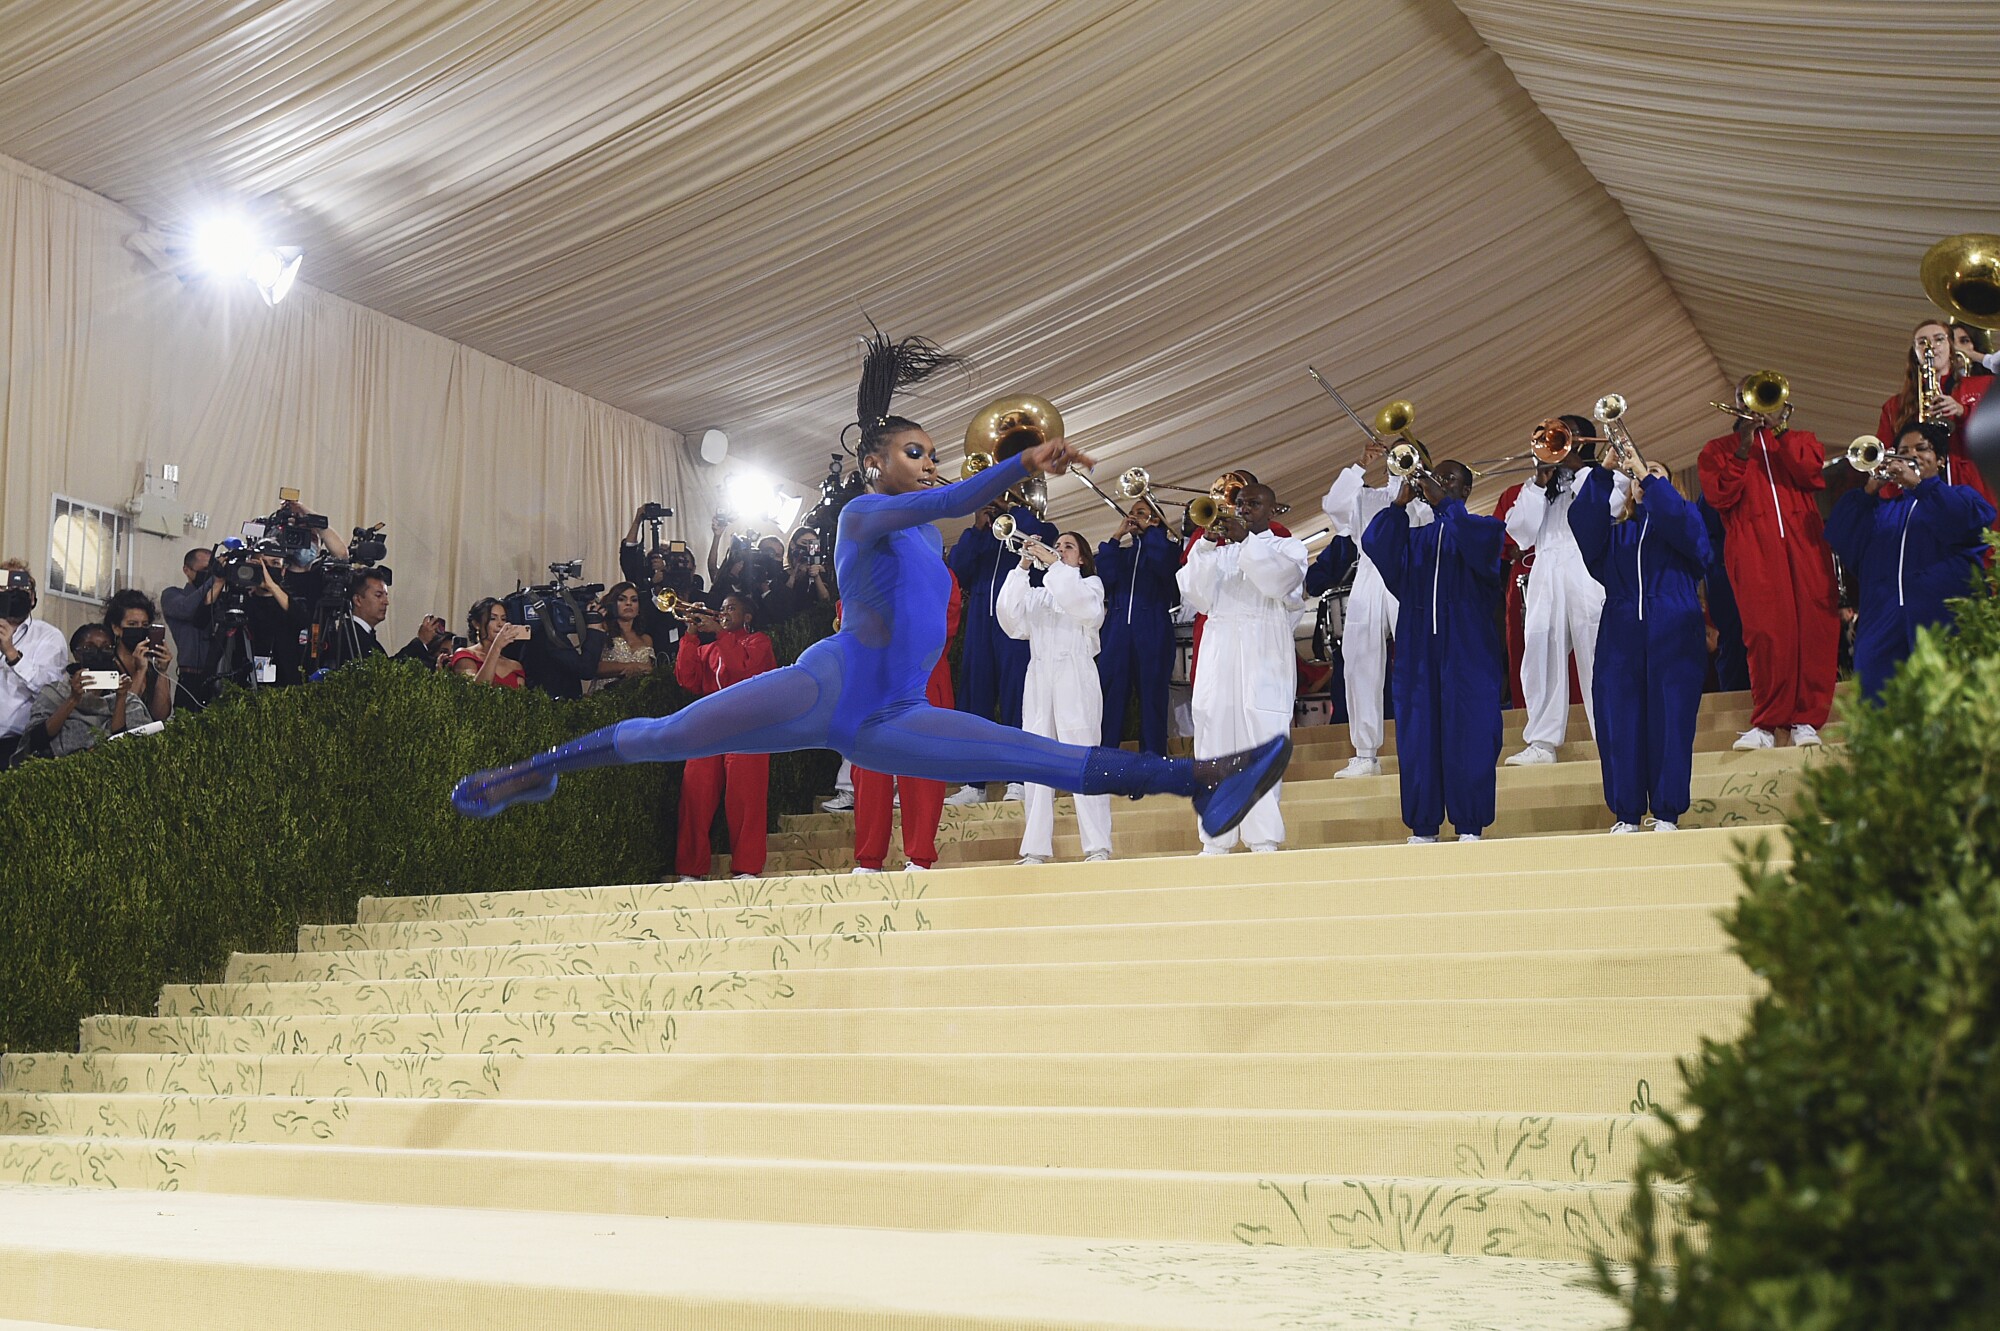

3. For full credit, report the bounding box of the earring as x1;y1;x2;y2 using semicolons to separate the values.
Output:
864;465;881;485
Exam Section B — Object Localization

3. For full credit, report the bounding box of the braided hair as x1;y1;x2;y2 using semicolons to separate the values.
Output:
853;321;967;461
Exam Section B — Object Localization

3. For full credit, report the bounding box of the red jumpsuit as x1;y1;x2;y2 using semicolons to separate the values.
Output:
850;572;961;871
674;626;778;878
1878;375;1997;508
1492;484;1530;710
1698;427;1840;731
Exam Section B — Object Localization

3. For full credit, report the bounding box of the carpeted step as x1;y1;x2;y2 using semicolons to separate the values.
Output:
162;948;1754;1019
0;1188;1634;1330
0;1094;1662;1181
78;994;1750;1058
2;1049;1683;1112
0;1135;1678;1262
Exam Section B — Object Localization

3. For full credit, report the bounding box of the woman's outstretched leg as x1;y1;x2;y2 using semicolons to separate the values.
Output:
453;654;838;818
846;703;1291;840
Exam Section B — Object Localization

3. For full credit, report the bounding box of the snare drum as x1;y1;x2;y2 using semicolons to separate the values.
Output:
1310;564;1357;662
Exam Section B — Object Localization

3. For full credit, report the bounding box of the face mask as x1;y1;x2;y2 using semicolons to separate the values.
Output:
119;626;149;650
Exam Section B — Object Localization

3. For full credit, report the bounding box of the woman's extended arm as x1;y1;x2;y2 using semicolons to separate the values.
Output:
838;456;1034;547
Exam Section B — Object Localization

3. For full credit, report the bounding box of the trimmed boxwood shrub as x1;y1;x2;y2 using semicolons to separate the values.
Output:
0;606;837;1054
1606;570;2000;1328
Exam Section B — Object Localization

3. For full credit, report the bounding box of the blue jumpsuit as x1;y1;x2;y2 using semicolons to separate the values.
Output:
1825;476;1993;699
520;457;1196;796
1697;496;1750;692
1363;499;1507;839
949;502;1056;727
1095;523;1179;753
1304;535;1359;725
1568;470;1711;827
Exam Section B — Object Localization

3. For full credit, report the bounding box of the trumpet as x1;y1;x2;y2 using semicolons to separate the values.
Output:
1837;434;1919;477
1594;392;1649;480
651;587;690;618
990;513;1026;553
1710;370;1792;428
1385;440;1442;487
1187;493;1236;530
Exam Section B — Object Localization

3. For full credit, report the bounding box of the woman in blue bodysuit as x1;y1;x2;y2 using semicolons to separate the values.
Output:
453;330;1291;838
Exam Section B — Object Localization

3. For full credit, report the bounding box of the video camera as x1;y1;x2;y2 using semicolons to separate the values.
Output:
504;560;604;642
0;569;33;621
801;451;864;553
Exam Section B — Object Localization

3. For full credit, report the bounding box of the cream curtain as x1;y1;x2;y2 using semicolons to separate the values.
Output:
0;152;712;642
1456;0;2000;446
0;1;1731;539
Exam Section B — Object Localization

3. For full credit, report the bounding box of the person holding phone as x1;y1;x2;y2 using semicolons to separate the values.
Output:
27;624;156;758
103;590;174;721
450;598;530;689
0;559;67;766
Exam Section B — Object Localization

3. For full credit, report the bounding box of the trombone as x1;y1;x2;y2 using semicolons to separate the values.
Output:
1709;370;1792;428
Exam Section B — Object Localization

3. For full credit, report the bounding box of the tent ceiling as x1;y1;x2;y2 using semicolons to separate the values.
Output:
29;0;1950;534
1456;0;2000;450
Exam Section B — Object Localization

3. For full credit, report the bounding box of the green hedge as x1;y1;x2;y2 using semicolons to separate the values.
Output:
1605;568;2000;1328
0;606;837;1055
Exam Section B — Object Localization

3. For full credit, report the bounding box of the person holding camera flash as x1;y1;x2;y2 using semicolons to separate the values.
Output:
0;560;68;766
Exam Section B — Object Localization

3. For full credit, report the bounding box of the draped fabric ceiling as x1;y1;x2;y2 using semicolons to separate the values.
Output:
0;0;1985;545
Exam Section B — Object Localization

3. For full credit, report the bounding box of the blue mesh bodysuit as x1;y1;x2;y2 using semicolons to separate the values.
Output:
452;455;1291;827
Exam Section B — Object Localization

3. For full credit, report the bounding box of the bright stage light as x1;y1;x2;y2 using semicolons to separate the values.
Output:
187;214;304;304
725;469;804;530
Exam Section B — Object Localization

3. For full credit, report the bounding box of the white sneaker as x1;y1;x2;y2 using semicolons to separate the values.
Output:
819;791;854;812
1248;843;1281;854
1334;756;1382;779
1015;855;1049;866
1003;783;1026;802
1653;820;1678;832
1609;821;1642;835
1084;850;1112;862
905;863;931;872
676;875;704;883
1504;743;1557;766
851;866;882;875
1406;835;1438;845
1456;833;1481;843
1790;724;1822;747
732;873;758;880
944;785;984;806
1733;727;1775;751
1199;845;1232;856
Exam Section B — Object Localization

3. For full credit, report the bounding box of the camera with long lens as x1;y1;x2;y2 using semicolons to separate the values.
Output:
0;569;33;620
313;525;390;609
503;560;604;651
802;451;864;554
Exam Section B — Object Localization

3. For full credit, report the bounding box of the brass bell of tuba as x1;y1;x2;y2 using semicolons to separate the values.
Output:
1922;233;2000;330
965;395;1064;460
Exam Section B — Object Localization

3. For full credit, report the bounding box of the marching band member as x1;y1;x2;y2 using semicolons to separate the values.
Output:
1697;409;1839;750
946;496;1057;805
1178;485;1308;853
1697;495;1752;693
673;594;777;880
1491;480;1532;711
1363;461;1507;844
999;532;1113;864
1568;463;1712;834
1825;422;1995;700
1878;318;1996;507
1095;496;1178;755
1953;323;1994;378
1502;418;1602;765
1320;436;1429;778
850;565;961;873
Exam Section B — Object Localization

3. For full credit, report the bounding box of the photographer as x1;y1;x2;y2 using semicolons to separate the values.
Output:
196;545;306;688
0;559;67;766
619;503;675;584
159;548;218;693
26;623;156;759
320;568;449;671
762;527;833;624
104;589;175;723
449;598;530;688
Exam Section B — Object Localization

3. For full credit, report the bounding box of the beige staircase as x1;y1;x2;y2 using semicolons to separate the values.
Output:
0;691;1808;1329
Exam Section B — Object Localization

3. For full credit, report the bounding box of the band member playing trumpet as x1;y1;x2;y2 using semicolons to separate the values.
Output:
1178;485;1308;853
1094;496;1177;756
1503;417;1603;765
1319;435;1430;778
1698;405;1839;750
999;533;1114;864
1878;318;1996;507
946;495;1057;805
1825;422;1995;700
848;565;959;873
1567;464;1712;834
1363;461;1507;844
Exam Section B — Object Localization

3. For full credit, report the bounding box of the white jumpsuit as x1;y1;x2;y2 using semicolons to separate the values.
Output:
1320;467;1431;759
1177;528;1309;852
1503;472;1604;750
997;562;1113;861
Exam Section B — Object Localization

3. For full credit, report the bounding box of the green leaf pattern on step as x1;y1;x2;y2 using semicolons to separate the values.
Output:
2;1053;518;1100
